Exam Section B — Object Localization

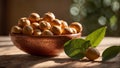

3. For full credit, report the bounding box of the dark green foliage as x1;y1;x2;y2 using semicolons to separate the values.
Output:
70;0;120;36
102;46;120;61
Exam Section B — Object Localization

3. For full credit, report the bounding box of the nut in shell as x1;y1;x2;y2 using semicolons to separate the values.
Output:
69;22;82;33
85;47;100;61
33;29;42;36
43;12;55;22
11;26;22;34
71;28;77;34
23;25;34;35
39;21;51;31
18;17;31;27
31;22;39;29
61;20;68;29
51;26;62;35
39;18;43;22
42;30;54;36
51;19;61;26
62;27;73;35
28;13;40;22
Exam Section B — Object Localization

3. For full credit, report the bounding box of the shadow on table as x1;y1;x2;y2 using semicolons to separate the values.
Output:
0;45;13;48
0;40;13;48
0;54;119;68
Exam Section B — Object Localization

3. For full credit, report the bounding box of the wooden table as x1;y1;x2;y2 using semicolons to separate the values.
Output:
0;36;120;68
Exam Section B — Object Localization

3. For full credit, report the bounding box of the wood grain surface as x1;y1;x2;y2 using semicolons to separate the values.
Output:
0;37;120;68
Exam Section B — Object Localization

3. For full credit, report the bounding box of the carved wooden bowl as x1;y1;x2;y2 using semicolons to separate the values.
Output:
10;33;81;56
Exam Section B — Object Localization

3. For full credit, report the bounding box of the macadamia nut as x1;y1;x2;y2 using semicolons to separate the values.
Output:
18;17;30;27
51;26;62;35
11;26;22;34
31;22;39;29
39;21;51;31
69;22;83;33
62;27;73;35
85;47;100;60
43;12;55;22
33;29;42;36
42;30;53;36
28;13;40;22
23;25;34;35
61;20;68;29
51;19;61;26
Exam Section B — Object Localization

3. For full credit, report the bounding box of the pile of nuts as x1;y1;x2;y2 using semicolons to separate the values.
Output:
11;12;83;36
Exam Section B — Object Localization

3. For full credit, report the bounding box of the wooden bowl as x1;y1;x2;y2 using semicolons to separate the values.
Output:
10;33;81;56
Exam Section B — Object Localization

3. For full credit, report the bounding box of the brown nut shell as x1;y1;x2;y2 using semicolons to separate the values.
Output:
62;27;73;35
18;17;31;27
31;22;39;29
71;28;77;34
33;29;42;36
28;13;40;22
85;47;100;61
39;18;44;22
41;30;54;36
61;20;68;29
51;26;62;35
23;25;34;35
51;19;61;26
43;12;55;22
69;22;82;33
11;26;22;34
39;21;51;31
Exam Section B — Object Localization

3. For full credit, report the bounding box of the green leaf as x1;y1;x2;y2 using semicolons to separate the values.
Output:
64;39;91;59
102;46;120;61
85;26;107;48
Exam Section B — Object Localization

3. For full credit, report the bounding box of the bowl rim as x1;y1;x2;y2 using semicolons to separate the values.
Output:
9;32;81;38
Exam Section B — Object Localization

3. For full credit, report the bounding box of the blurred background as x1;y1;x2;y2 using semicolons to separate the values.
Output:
0;0;120;36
